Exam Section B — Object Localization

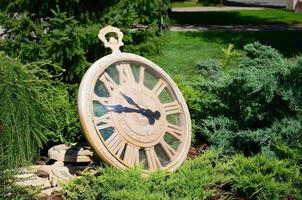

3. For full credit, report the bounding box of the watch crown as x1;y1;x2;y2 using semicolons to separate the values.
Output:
98;26;124;54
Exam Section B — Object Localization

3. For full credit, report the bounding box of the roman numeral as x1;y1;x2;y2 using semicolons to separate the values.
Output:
152;79;166;96
166;123;184;141
145;147;161;170
94;113;113;130
138;66;145;85
106;131;126;157
160;140;176;160
116;64;135;84
163;101;181;115
99;72;118;94
92;94;109;105
123;144;139;166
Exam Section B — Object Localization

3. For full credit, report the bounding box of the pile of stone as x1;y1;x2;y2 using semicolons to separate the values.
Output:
15;144;97;197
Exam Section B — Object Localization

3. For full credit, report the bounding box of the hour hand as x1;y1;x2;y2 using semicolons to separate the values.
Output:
106;104;140;114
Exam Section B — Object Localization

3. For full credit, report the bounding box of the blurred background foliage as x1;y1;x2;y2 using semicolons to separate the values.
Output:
0;0;170;83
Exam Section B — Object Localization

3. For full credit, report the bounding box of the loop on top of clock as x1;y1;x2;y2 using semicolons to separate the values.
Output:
98;26;124;54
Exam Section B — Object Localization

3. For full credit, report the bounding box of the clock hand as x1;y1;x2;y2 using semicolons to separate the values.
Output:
106;104;159;125
120;92;161;120
140;109;158;125
106;105;138;113
148;116;155;125
140;108;161;120
153;110;161;120
106;105;154;118
120;92;141;109
106;104;161;125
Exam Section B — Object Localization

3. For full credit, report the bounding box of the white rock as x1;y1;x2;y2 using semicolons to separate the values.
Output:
16;176;51;189
42;187;57;196
14;173;36;180
52;166;74;180
48;144;95;163
39;165;52;174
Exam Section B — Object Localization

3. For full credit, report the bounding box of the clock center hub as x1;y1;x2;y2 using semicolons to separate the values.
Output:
110;84;166;147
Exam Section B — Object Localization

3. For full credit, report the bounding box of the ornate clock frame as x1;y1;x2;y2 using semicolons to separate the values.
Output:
78;26;191;173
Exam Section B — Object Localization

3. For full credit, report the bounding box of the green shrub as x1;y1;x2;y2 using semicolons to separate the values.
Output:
221;154;302;199
164;149;224;199
0;53;55;167
174;75;207;143
198;42;302;156
62;150;224;200
0;12;101;83
273;143;302;164
0;53;80;168
62;149;302;200
0;0;170;83
43;83;82;144
0;0;170;28
0;0;113;22
64;168;169;200
0;167;42;200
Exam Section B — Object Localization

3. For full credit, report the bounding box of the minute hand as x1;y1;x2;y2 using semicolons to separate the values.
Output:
120;92;141;109
120;92;161;121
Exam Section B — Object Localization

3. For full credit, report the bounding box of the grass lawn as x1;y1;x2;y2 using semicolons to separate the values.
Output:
171;9;302;25
148;31;224;79
172;1;222;7
148;31;302;79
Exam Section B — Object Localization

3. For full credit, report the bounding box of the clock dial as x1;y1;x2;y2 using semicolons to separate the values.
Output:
78;53;191;173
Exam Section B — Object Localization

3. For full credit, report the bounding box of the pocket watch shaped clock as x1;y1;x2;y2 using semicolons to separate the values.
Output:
78;26;191;173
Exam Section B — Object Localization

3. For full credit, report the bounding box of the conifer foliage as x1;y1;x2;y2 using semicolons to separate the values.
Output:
0;0;171;83
0;53;59;167
198;42;302;157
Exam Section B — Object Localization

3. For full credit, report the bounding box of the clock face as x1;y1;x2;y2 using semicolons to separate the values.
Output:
78;53;191;172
